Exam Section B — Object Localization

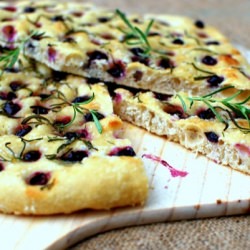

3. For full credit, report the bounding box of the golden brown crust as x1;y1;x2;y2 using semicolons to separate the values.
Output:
0;156;147;215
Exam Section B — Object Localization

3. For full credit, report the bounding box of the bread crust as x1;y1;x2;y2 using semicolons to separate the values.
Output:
0;0;249;214
113;88;250;175
0;1;249;96
0;156;147;215
0;59;148;215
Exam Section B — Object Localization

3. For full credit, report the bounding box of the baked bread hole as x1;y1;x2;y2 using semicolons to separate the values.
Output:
22;150;42;162
15;125;32;137
205;131;219;143
109;146;136;156
186;129;203;145
9;80;25;91
0;91;17;101
59;150;88;162
25;171;51;186
3;101;21;116
179;125;203;147
163;104;186;119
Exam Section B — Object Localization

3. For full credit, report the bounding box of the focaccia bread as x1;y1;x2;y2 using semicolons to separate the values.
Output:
0;1;249;96
113;87;250;175
0;57;148;215
0;0;249;214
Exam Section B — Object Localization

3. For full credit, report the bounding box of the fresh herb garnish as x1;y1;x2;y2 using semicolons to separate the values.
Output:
184;31;201;45
116;9;169;57
50;91;103;133
45;136;96;160
21;90;103;134
0;30;46;75
47;136;66;142
65;29;89;37
22;114;53;127
83;140;97;150
89;110;103;133
190;63;215;81
189;47;220;55
0;48;20;71
176;86;250;133
116;9;155;57
0;138;42;162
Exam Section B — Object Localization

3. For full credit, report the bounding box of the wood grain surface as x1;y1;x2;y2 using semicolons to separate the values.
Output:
64;1;250;249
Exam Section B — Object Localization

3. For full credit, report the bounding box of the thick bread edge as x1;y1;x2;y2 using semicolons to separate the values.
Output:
114;98;250;175
0;156;148;215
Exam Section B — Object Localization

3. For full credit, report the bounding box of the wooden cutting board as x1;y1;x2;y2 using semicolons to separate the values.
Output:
1;47;250;250
1;123;250;250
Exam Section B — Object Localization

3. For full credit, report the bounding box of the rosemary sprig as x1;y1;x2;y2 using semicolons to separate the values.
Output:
190;63;215;81
0;138;42;162
176;86;250;133
40;178;55;191
21;91;103;134
22;114;53;127
116;9;154;56
0;48;19;70
191;62;215;75
51;91;103;133
184;30;201;45
0;30;46;75
116;10;172;59
47;136;66;142
45;136;96;160
89;110;103;133
189;47;220;55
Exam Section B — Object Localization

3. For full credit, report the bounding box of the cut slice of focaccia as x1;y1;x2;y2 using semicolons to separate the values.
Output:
113;87;250;175
0;1;249;96
0;56;148;215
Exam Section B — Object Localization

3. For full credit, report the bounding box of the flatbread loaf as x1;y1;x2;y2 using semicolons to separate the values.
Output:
0;0;249;214
0;55;148;215
0;1;249;96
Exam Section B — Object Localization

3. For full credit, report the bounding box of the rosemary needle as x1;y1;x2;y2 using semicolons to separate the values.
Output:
176;86;250;133
0;31;46;74
116;9;153;56
50;92;103;134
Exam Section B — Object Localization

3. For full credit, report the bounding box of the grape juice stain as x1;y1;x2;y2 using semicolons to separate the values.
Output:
142;154;188;178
